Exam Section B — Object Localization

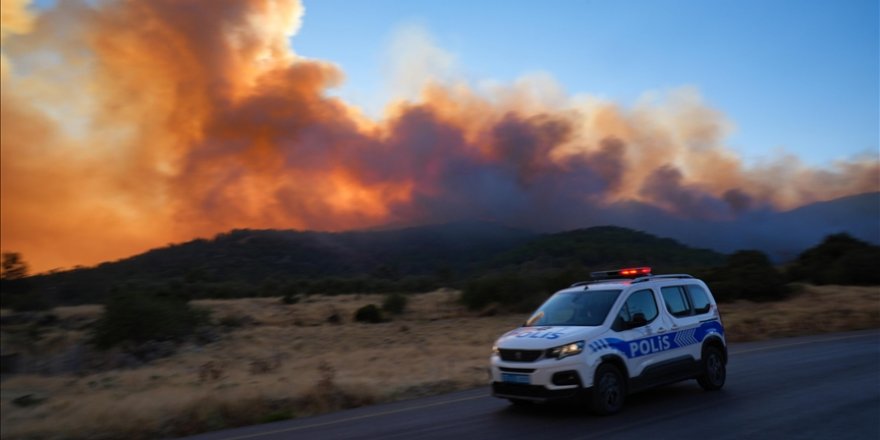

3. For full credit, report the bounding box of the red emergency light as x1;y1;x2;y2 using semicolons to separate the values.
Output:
591;267;652;279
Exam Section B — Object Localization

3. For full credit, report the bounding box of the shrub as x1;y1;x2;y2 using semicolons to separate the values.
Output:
354;304;384;323
701;250;788;302
260;409;295;424
326;311;342;324
92;292;210;349
218;313;253;328
0;275;51;312
2;290;51;311
460;273;550;313
787;233;880;285
381;292;408;314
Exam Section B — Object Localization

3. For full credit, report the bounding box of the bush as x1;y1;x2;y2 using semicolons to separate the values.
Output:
701;250;788;302
354;304;384;323
2;289;51;312
460;273;550;313
381;293;408;315
0;276;51;312
218;313;251;328
92;292;210;349
787;233;880;285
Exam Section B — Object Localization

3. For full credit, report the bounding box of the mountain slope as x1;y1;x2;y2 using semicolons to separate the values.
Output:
19;223;726;306
13;193;876;306
23;222;535;304
587;192;880;262
486;226;725;272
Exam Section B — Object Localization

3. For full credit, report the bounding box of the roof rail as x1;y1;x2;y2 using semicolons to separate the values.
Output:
570;279;633;288
632;274;694;283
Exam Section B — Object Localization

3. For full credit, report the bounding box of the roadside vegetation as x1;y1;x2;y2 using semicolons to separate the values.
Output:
459;233;879;311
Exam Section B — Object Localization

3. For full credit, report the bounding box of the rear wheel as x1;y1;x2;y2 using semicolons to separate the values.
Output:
697;346;726;390
591;363;625;415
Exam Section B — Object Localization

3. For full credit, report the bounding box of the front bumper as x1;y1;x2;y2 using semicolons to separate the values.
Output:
490;352;597;403
491;381;592;403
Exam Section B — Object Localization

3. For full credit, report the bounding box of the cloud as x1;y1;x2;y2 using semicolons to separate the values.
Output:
385;23;459;102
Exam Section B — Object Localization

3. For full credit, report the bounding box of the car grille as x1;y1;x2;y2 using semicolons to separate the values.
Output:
499;349;543;362
492;382;582;401
499;367;536;373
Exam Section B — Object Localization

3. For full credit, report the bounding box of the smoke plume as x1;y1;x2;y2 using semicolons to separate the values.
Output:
1;0;877;271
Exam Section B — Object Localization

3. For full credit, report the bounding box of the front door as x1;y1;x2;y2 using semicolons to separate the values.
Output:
610;288;677;378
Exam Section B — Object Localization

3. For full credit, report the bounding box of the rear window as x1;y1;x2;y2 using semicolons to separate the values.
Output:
686;285;712;314
661;286;691;317
526;289;622;327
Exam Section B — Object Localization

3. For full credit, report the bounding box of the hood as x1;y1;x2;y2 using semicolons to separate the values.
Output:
495;326;606;350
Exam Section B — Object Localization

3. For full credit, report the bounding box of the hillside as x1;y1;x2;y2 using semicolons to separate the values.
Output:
97;221;533;282
11;224;724;306
485;226;725;272
17;222;533;304
606;192;880;262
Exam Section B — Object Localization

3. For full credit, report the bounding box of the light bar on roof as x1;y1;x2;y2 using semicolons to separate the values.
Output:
591;267;652;279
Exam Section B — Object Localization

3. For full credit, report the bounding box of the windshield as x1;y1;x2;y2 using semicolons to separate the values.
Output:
525;289;622;327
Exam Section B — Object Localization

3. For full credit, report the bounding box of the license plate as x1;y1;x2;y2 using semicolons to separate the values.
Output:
501;373;530;384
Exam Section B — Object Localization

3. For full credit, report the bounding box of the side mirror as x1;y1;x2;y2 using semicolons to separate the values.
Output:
628;313;648;329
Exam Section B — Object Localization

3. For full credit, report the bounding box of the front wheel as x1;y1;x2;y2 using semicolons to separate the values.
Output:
697;346;726;390
591;364;625;415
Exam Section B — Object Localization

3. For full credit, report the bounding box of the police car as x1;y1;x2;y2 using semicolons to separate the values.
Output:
490;267;727;414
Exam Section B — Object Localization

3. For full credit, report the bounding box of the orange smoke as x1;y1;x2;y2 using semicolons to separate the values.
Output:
1;0;877;272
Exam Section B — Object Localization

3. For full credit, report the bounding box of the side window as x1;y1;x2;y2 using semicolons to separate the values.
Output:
686;285;712;315
661;286;692;317
614;289;658;330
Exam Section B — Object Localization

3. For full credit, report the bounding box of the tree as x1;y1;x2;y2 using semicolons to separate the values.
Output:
787;233;880;285
382;292;408;314
1;252;28;280
92;292;209;349
354;304;385;323
1;253;49;311
703;250;788;302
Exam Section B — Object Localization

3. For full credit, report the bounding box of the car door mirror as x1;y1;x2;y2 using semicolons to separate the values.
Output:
611;316;626;332
628;313;647;329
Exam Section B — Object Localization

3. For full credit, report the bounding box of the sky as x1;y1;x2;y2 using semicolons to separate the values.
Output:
0;0;878;273
293;0;879;167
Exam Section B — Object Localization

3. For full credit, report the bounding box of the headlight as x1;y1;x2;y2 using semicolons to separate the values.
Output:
547;341;585;360
492;344;499;356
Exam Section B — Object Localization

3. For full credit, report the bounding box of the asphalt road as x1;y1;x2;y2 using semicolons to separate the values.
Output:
180;329;880;440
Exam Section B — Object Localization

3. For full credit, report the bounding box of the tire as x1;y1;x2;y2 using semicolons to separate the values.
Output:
591;363;626;415
697;346;726;390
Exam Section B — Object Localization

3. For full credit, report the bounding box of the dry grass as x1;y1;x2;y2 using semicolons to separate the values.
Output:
720;284;880;342
1;290;521;439
1;285;878;439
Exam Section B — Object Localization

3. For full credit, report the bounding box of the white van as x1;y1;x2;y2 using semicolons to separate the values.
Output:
490;267;727;414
